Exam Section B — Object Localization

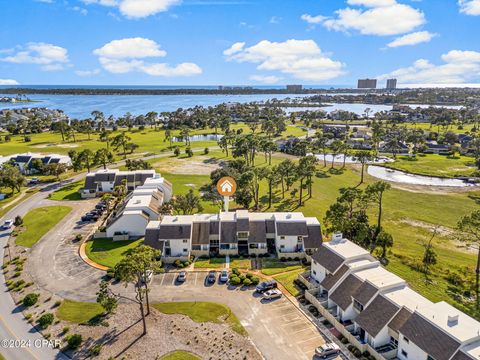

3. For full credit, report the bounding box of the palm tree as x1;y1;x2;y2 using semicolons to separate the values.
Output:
353;150;373;185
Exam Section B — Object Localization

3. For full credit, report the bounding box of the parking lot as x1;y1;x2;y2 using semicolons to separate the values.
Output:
149;271;341;360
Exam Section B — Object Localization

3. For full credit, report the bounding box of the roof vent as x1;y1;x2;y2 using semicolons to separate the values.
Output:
286;213;292;219
135;199;141;204
332;233;343;242
448;314;459;326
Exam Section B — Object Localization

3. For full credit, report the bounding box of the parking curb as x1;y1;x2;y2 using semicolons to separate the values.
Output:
78;241;109;271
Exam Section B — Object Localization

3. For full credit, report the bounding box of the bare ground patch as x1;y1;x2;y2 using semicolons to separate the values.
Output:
152;156;225;175
398;219;476;254
32;143;79;149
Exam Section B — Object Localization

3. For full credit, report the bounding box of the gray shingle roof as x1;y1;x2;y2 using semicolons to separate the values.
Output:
451;350;475;360
265;219;275;234
158;224;191;240
352;282;378;307
399;312;461;360
355;295;400;337
210;220;219;235
387;307;412;334
248;221;266;243
191;222;210;245
276;222;308;236
84;175;96;190
311;246;344;274
329;274;363;311
221;221;236;243
144;228;161;249
304;224;322;249
237;218;249;232
321;264;349;291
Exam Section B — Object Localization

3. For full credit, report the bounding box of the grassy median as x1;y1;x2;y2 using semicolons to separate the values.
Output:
85;238;144;268
160;351;200;360
57;299;104;324
15;206;72;247
49;180;84;201
153;302;246;336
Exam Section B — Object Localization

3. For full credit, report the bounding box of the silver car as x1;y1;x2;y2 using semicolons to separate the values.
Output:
262;289;282;300
220;270;229;282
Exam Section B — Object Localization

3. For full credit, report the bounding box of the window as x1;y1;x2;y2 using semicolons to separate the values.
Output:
249;244;258;249
182;239;188;243
401;350;408;358
280;245;285;249
390;337;398;346
280;236;285;240
297;236;303;242
427;356;436;360
353;299;364;312
220;244;230;250
403;336;409;344
183;249;188;253
192;245;201;251
237;232;249;238
312;270;316;275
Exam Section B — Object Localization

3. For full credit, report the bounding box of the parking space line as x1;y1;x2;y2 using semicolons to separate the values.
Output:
171;273;176;285
159;274;165;287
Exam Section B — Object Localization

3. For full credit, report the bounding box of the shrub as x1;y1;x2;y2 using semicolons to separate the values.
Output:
243;278;252;286
232;268;240;276
287;257;293;261
37;313;54;329
245;273;254;279
53;300;62;307
89;344;102;357
66;334;83;350
24;314;32;320
238;274;246;281
347;345;355;352
293;257;300;261
14;215;23;226
173;147;180;157
229;276;241;286
280;257;286;262
203;147;209;155
22;293;39;307
182;261;190;267
62;326;70;334
341;337;349;344
353;349;362;357
250;276;260;285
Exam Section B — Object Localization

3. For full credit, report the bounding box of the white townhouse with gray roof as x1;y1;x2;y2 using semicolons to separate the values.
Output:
144;209;322;262
299;235;480;360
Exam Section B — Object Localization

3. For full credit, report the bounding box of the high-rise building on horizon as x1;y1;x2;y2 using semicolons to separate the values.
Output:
357;79;377;89
286;84;303;91
386;78;397;89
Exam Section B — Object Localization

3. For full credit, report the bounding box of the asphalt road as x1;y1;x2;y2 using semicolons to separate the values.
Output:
0;179;85;360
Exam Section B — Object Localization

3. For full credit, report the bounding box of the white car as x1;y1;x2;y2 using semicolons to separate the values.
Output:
220;270;229;282
140;270;153;284
315;343;340;358
262;289;282;300
2;219;14;230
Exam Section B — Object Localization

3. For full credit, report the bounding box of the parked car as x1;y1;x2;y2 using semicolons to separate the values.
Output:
315;343;340;358
207;271;216;284
255;280;277;293
95;203;107;210
262;289;282;300
140;270;153;284
81;213;99;222
28;177;39;185
1;219;14;230
177;271;187;283
219;270;229;282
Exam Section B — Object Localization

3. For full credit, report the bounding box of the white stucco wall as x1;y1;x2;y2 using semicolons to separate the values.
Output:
397;334;428;360
311;259;328;284
99;181;114;192
168;239;191;257
276;235;302;253
106;214;149;237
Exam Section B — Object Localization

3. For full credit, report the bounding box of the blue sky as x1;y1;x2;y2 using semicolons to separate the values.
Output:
0;0;479;86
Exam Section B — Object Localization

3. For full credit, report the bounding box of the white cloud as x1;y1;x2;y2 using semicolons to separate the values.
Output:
318;0;425;36
249;75;282;84
459;0;480;15
224;39;345;82
94;38;166;59
269;16;281;24
300;14;327;24
0;79;19;85
387;31;436;48
0;42;69;71
94;37;202;77
81;0;180;18
378;50;480;84
72;6;88;15
75;69;101;77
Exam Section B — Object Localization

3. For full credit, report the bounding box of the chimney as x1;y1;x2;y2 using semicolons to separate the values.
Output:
448;314;459;326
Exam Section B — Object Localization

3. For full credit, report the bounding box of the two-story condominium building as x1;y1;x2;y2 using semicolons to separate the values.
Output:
144;209;322;262
300;236;480;360
80;168;172;200
0;152;72;174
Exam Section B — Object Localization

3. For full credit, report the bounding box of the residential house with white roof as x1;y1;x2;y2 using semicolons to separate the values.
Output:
0;152;71;175
300;236;480;360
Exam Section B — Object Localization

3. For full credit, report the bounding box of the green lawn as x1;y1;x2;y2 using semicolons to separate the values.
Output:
382;154;477;178
261;259;303;276
56;299;104;324
194;256;251;269
85;238;144;268
49;180;84;201
160;351;200;360
273;269;305;297
15;206;72;247
153;302;246;335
